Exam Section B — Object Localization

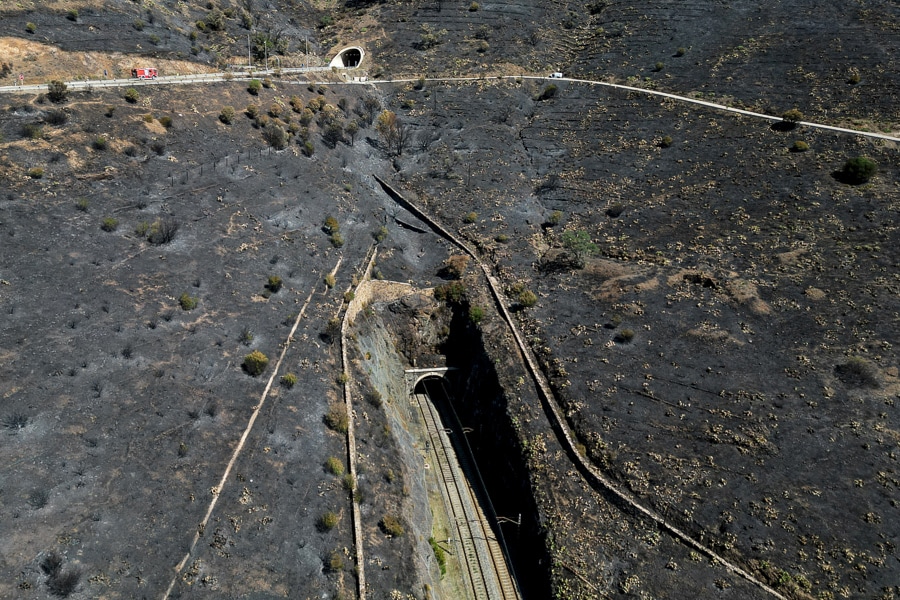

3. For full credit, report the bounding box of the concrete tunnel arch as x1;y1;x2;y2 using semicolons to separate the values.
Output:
329;46;364;69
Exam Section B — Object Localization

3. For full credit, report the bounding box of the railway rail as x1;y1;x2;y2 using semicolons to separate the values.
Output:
415;379;520;600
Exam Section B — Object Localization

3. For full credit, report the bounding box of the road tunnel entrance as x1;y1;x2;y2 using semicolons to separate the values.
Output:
329;46;364;69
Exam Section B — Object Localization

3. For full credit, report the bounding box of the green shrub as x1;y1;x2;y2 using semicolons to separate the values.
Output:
318;511;339;531
373;225;388;243
280;373;297;388
547;210;563;226
142;113;155;123
325;456;344;476
67;9;78;21
469;306;484;324
495;233;508;243
101;217;118;232
179;293;199;311
324;404;349;433
159;116;173;128
616;328;635;343
323;216;340;234
343;291;355;303
22;123;43;139
219;106;235;124
792;140;809;152
105;106;116;118
469;1;479;10
464;211;478;224
266;275;283;293
653;61;664;72
324;273;336;288
838;156;877;184
330;232;344;248
135;222;150;236
429;537;447;576
75;198;89;212
659;135;673;148
325;550;343;572
302;140;315;157
434;281;466;304
92;136;109;151
518;289;538;308
47;80;68;103
245;103;259;119
124;88;140;103
133;19;144;31
27;167;44;179
379;514;405;536
248;79;262;95
675;47;686;57
781;108;804;123
848;69;861;85
242;350;269;376
147;217;178;244
262;78;274;89
336;372;349;385
342;473;355;492
25;22;36;34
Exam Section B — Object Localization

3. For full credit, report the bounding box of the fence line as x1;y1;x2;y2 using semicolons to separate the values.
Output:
167;146;276;187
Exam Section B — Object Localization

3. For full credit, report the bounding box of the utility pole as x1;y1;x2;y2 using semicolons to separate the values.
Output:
305;36;309;69
247;33;251;69
265;44;268;72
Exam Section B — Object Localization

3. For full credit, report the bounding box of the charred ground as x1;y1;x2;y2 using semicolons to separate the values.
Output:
0;1;899;599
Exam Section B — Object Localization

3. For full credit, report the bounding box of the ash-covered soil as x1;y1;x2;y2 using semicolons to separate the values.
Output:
0;1;898;596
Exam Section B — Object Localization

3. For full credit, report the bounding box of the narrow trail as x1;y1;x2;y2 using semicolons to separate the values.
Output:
160;258;342;600
372;175;787;599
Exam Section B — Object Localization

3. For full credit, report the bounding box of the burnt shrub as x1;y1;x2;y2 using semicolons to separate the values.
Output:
41;552;63;576
44;109;68;125
242;350;269;376
835;356;880;388
535;84;558;101
47;568;81;597
2;413;28;431
28;489;49;509
440;254;470;279
149;139;166;155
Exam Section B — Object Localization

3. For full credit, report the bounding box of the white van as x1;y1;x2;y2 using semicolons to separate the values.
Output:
549;72;563;78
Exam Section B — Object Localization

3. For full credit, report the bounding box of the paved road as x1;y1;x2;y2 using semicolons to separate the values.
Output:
1;69;895;144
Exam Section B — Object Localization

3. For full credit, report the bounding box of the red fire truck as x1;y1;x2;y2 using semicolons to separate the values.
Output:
131;68;158;79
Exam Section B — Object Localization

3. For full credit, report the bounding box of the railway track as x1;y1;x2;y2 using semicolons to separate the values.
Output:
415;380;520;600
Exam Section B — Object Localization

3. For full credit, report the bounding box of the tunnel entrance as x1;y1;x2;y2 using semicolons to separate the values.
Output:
329;46;364;69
